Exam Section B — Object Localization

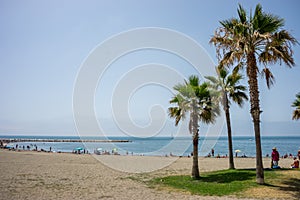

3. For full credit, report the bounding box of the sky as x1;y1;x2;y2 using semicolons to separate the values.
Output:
0;0;299;137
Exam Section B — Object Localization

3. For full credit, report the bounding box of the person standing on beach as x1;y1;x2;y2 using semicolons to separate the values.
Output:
271;147;280;168
211;148;215;157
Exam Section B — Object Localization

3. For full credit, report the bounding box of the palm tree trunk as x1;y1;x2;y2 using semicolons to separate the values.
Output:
192;130;200;179
223;93;235;169
191;104;200;179
247;52;264;184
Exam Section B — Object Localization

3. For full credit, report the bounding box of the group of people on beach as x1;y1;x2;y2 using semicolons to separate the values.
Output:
271;147;299;169
206;148;247;158
0;142;58;153
3;143;41;151
203;146;299;169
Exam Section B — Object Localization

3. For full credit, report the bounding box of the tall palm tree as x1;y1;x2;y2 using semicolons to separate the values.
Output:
292;93;300;120
206;66;248;169
169;75;219;179
210;4;298;184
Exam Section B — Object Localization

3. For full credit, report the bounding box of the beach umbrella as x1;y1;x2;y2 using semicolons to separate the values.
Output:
75;147;83;151
97;148;102;151
235;149;241;157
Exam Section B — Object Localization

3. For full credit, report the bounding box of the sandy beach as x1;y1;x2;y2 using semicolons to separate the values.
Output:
0;149;296;200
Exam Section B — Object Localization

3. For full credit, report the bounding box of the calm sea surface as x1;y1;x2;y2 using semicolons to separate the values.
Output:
1;135;300;157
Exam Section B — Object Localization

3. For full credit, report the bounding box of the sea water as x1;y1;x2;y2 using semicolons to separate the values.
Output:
2;135;300;157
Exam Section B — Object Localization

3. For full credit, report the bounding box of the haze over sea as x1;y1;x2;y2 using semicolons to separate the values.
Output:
2;135;299;158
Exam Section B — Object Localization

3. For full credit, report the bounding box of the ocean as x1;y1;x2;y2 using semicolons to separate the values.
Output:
1;135;299;158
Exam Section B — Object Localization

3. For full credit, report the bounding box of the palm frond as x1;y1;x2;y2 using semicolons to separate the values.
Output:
261;30;298;67
292;109;300;120
234;85;247;92
230;91;248;107
261;67;275;89
232;62;245;74
237;4;247;24
205;76;218;85
252;4;284;34
291;93;300;120
188;75;200;87
219;68;228;79
168;107;182;126
292;93;300;108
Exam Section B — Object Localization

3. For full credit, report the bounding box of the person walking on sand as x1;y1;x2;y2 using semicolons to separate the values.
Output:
271;147;280;169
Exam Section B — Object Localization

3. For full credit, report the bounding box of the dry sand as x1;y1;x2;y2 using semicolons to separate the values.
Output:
0;149;295;200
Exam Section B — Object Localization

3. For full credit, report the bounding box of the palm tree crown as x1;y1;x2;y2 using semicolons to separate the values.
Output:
206;67;248;109
211;4;298;87
169;76;219;129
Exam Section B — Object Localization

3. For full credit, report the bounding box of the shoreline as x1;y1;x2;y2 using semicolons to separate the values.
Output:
1;146;295;159
0;147;295;162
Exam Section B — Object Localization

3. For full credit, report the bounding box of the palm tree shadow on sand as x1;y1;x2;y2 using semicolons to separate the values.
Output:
200;170;254;183
279;178;300;199
263;168;300;199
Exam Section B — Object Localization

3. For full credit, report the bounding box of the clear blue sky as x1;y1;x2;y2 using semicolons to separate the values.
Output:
0;0;299;137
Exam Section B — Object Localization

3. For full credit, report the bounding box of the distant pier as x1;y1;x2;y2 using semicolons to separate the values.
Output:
0;138;131;144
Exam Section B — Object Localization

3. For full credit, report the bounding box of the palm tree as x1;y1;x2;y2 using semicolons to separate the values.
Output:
210;4;298;184
206;66;248;169
169;75;219;179
292;93;300;120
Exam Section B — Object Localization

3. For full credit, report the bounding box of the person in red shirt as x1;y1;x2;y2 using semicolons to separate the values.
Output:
291;157;299;168
271;147;280;168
